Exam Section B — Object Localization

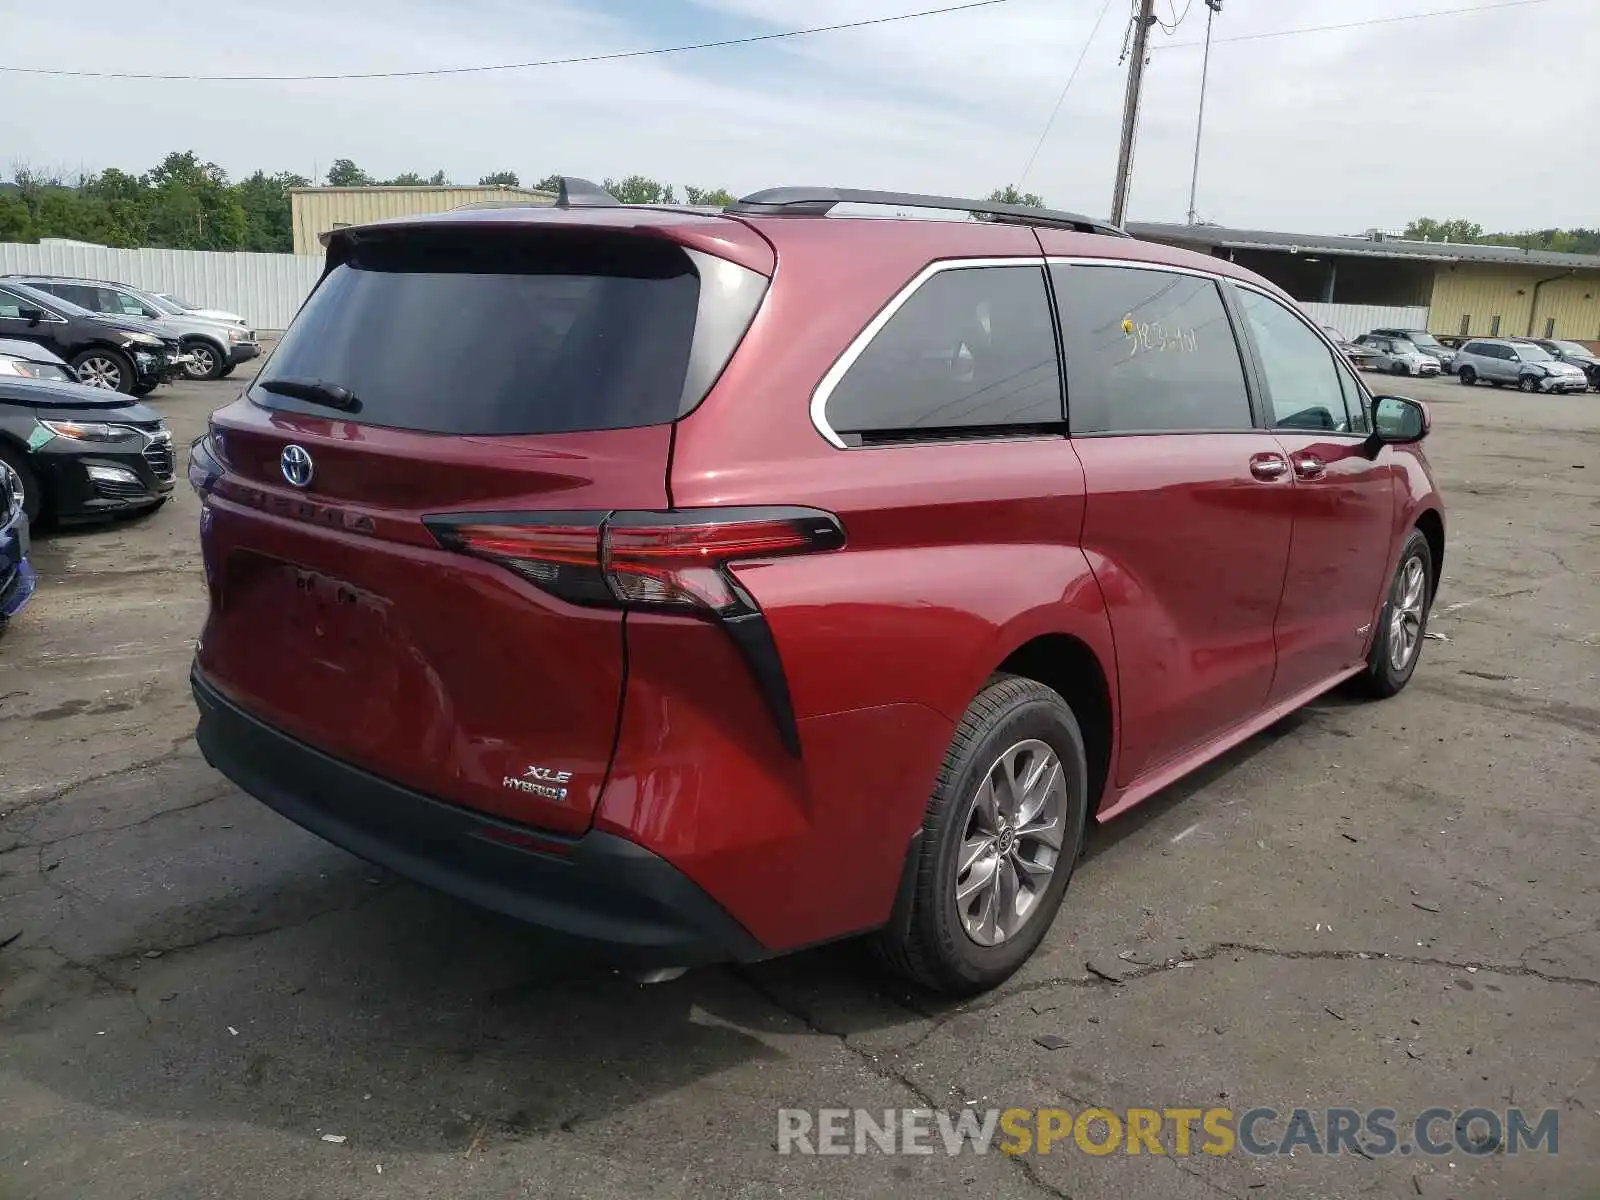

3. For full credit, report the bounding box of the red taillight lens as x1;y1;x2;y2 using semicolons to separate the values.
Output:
428;508;844;615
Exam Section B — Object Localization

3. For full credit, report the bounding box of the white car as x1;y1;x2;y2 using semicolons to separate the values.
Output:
152;292;248;327
1354;335;1441;378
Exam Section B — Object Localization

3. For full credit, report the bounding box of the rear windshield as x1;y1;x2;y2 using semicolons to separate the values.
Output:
252;231;702;435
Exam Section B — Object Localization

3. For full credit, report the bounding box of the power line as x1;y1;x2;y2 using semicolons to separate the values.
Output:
0;0;1015;81
1165;0;1561;49
1155;0;1196;34
1018;0;1119;187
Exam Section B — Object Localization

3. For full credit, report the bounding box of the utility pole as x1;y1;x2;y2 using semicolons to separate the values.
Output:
1186;1;1222;225
1110;0;1157;227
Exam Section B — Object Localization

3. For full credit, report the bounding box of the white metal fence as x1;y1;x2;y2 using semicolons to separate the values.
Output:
1299;302;1431;338
0;241;322;331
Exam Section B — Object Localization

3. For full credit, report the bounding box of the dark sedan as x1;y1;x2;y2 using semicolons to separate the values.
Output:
0;374;176;525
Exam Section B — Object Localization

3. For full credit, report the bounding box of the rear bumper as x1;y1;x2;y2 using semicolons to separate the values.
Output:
191;667;766;967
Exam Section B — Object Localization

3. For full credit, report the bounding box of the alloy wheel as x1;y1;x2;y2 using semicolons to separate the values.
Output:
77;356;122;390
954;738;1067;947
0;460;23;522
1388;556;1427;672
184;345;216;379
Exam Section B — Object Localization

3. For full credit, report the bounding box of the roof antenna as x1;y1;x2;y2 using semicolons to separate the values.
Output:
555;177;620;209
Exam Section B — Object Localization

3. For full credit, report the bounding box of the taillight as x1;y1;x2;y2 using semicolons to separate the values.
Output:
425;507;846;756
428;507;844;618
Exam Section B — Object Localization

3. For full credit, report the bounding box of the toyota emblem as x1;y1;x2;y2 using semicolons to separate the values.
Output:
280;444;314;488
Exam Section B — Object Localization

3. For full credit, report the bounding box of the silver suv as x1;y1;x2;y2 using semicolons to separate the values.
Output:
3;277;258;381
1453;338;1590;393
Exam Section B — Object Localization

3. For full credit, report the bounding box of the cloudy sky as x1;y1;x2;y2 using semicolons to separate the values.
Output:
1;0;1594;234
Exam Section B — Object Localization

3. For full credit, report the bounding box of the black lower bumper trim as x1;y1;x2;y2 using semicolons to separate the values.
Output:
192;668;765;966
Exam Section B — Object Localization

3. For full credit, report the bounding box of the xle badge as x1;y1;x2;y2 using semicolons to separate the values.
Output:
502;765;572;801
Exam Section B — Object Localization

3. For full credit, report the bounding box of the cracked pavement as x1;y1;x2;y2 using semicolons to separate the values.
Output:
2;371;1597;1198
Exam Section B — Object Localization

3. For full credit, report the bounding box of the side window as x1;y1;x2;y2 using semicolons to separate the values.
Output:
824;265;1062;442
0;289;29;319
55;284;97;309
1237;289;1352;433
1335;360;1371;434
108;289;147;316
1052;265;1251;434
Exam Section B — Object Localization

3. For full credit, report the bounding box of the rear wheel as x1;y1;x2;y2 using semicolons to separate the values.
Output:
1353;529;1433;698
72;348;134;393
1518;374;1540;393
1458;366;1476;385
182;341;226;381
873;675;1089;996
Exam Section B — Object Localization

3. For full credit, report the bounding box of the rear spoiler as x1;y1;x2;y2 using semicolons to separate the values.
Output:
318;177;621;248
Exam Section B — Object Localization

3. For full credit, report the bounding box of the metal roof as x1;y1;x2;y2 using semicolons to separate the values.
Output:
1128;221;1600;271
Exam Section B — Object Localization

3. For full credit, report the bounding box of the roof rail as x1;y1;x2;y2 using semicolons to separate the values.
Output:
554;177;620;209
725;187;1128;237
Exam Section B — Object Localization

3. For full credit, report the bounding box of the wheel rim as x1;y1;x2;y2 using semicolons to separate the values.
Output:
1520;377;1537;392
77;356;122;389
1388;556;1427;672
185;346;215;378
954;738;1067;947
0;461;24;519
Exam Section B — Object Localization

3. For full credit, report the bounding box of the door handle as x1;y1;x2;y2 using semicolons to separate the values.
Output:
1292;453;1326;480
1249;453;1289;481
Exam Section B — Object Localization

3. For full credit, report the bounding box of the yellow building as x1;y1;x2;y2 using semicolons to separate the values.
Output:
1131;221;1600;347
290;186;555;255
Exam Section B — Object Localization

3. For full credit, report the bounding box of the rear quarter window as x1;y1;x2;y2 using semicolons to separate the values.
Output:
821;263;1062;444
252;230;740;436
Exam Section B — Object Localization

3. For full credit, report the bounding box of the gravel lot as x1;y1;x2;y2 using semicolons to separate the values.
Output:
1;362;1596;1199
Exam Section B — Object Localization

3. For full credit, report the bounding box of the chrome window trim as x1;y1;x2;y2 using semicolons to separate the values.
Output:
0;286;68;324
809;256;1047;450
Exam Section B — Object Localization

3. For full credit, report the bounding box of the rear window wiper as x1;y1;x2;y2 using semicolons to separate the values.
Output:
257;377;361;413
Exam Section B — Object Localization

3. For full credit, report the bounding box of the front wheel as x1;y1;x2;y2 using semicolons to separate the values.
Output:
1391;362;1410;376
1518;375;1540;393
72;348;135;393
0;444;43;524
873;675;1089;996
1458;366;1476;385
1353;530;1433;698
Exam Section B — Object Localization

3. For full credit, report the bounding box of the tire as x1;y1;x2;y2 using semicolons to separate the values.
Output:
1391;362;1409;376
873;674;1089;996
1353;529;1434;699
1518;375;1540;393
71;347;135;393
130;380;158;397
182;341;226;381
1458;366;1476;385
0;443;43;524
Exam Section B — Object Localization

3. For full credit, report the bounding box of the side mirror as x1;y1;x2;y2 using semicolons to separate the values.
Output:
1371;395;1429;445
18;306;44;326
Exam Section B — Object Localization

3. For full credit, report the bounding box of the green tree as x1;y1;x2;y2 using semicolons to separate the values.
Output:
683;185;735;207
325;159;372;187
1402;217;1484;243
142;151;245;249
532;173;564;193
233;169;307;253
80;168;149;247
603;175;676;204
478;171;520;186
0;192;34;241
986;185;1046;208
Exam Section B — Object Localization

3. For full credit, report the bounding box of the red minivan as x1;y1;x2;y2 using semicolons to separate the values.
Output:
190;183;1444;994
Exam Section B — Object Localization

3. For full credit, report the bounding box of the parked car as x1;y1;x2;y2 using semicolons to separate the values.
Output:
5;276;258;382
0;281;179;394
0;455;36;636
1517;338;1600;390
1321;325;1382;370
0;337;75;382
188;181;1445;995
1367;327;1455;372
0;373;175;524
1453;338;1590;392
152;292;248;328
1353;334;1441;377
